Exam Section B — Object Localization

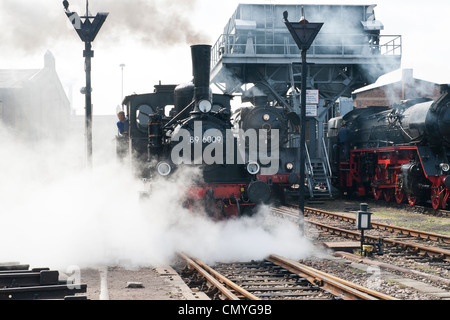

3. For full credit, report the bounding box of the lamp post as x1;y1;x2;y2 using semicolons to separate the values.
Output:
120;63;126;104
284;9;323;233
64;1;108;167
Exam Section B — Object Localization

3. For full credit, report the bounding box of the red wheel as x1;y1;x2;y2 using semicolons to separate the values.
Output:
395;191;405;204
373;188;383;200
383;189;394;202
430;188;443;210
407;194;417;206
372;166;383;201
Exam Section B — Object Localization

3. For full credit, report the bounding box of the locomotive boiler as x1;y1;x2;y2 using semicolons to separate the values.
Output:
328;85;450;209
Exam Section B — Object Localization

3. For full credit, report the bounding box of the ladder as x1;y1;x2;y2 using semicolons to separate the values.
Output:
305;141;333;199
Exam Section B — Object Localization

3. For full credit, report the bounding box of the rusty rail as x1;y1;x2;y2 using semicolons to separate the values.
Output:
178;253;395;300
177;253;241;300
303;207;450;244
267;254;397;300
274;206;450;262
310;218;450;262
191;257;260;300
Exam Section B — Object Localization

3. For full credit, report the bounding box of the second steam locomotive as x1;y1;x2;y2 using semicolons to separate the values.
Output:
328;86;450;209
119;45;300;218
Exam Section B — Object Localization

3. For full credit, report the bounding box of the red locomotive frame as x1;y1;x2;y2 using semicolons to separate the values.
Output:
339;146;450;210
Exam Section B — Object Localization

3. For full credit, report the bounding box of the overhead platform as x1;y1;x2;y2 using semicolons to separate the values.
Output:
211;3;402;115
210;4;402;197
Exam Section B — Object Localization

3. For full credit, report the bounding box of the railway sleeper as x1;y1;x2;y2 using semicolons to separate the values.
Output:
0;264;30;272
0;270;59;288
244;286;318;292
238;280;308;286
0;284;87;300
255;291;321;298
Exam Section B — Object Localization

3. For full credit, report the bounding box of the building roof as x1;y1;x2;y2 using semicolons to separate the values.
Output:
0;51;58;89
352;68;440;95
352;68;404;94
0;69;41;89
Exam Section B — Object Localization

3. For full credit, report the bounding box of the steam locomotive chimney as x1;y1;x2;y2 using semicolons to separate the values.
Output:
191;45;212;105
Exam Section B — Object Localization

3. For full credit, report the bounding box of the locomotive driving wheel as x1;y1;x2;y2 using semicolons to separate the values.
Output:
395;174;405;204
383;189;394;202
372;166;383;201
430;186;444;210
407;193;417;206
394;190;405;204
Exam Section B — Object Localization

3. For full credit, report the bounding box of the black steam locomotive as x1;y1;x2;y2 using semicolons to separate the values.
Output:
119;45;300;218
328;85;450;209
231;94;301;204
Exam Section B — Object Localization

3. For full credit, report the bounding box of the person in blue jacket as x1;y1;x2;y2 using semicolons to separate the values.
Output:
117;111;129;137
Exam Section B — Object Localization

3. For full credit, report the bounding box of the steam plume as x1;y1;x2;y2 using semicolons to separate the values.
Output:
0;119;315;270
0;0;210;55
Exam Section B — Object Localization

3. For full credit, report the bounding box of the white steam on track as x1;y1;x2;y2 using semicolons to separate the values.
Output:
0;119;314;270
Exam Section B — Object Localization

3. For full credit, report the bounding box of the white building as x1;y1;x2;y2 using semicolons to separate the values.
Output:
0;51;70;140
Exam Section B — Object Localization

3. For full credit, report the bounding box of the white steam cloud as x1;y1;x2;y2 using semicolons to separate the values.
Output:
0;0;210;55
0;0;317;271
0;119;314;270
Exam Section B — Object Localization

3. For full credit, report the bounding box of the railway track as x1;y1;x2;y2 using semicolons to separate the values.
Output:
305;207;450;244
272;206;450;262
177;253;397;300
0;263;87;300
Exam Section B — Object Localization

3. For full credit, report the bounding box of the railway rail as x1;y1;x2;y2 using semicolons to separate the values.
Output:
0;263;87;300
177;253;397;300
272;206;450;262
304;207;450;244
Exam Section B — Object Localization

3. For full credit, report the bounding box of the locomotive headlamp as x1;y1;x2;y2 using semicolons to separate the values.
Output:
440;163;450;172
263;114;271;121
198;100;212;113
286;162;294;171
157;162;172;176
247;161;261;175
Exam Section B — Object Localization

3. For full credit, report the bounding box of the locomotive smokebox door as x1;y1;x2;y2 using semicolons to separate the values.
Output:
247;181;271;204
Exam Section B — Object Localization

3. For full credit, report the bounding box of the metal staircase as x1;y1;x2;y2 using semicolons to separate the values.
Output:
305;140;333;199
